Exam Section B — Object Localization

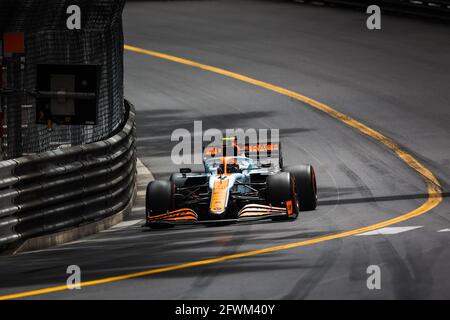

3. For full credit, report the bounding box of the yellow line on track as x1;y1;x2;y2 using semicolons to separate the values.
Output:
0;45;442;300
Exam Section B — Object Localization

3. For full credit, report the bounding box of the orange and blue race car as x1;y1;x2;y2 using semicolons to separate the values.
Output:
145;137;317;228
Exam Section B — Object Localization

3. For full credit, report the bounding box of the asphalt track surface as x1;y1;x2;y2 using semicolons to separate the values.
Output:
0;0;449;299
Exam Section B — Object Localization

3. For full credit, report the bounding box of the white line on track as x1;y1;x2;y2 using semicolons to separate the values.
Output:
438;228;450;232
102;219;144;231
63;233;152;244
136;158;155;181
137;190;146;197
135;157;154;202
355;226;422;236
132;206;145;212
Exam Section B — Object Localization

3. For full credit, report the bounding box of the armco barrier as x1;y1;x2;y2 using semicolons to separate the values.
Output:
297;0;450;20
0;100;136;250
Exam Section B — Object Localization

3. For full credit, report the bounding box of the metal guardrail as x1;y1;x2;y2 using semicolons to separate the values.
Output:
298;0;450;20
0;100;136;249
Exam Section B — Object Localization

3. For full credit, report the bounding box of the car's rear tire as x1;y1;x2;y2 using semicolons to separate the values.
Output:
146;180;174;229
266;172;299;220
284;165;317;211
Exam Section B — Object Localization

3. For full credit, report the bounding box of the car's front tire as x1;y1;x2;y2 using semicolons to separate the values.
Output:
146;180;174;229
284;165;317;211
266;172;299;220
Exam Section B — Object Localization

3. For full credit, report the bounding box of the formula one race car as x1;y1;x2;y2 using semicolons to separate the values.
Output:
145;137;317;228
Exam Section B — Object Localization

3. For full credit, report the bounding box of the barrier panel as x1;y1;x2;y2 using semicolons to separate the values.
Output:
0;100;136;249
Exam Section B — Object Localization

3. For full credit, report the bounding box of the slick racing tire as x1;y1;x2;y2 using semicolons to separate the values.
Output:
266;172;299;220
284;165;317;211
146;180;174;229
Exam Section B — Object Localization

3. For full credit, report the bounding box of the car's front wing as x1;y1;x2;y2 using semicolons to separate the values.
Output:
145;204;290;227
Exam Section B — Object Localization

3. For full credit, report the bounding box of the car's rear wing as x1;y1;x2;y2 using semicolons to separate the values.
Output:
203;142;281;162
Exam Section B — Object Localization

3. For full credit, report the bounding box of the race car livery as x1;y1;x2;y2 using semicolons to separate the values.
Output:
145;137;317;228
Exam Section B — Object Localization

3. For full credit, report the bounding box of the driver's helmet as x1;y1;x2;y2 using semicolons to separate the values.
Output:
226;162;241;173
217;157;242;174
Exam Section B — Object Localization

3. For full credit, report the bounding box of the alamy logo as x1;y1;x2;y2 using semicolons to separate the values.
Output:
66;5;81;30
366;265;381;290
366;5;381;30
171;121;279;165
66;265;81;290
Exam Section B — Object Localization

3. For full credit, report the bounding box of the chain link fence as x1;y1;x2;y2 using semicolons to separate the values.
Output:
0;0;126;159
